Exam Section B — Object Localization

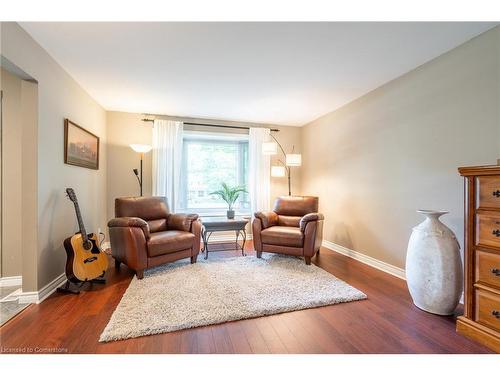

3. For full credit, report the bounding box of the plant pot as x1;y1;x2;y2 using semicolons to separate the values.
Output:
226;210;235;219
406;210;463;315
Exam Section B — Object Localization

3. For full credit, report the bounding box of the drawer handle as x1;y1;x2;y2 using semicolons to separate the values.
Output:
492;229;500;237
493;190;500;197
492;268;500;276
493;310;500;319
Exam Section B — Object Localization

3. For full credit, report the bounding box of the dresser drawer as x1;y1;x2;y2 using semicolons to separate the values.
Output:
477;176;500;210
475;289;500;331
475;250;500;289
476;212;500;249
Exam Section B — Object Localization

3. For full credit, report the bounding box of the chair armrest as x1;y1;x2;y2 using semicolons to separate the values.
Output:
252;217;264;253
254;211;278;229
303;218;324;257
167;213;200;232
108;217;150;239
191;219;202;255
300;213;324;232
108;225;148;272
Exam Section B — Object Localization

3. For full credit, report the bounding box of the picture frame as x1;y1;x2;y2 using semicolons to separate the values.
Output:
64;119;100;170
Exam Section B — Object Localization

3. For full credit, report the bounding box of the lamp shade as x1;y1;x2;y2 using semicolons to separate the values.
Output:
286;153;302;167
130;144;153;153
262;142;278;155
271;166;286;177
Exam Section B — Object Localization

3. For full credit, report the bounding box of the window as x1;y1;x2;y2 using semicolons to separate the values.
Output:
179;131;249;215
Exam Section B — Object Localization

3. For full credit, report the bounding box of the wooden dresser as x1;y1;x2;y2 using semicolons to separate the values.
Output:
457;165;500;352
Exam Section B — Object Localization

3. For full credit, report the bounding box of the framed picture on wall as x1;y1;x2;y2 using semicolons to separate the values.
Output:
64;119;100;170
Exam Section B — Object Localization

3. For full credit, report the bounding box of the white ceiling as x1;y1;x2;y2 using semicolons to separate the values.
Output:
21;22;497;126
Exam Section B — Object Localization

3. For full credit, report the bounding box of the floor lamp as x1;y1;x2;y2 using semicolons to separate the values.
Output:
262;133;302;196
130;144;152;196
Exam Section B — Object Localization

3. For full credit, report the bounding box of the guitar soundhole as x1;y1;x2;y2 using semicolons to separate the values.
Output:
84;256;98;264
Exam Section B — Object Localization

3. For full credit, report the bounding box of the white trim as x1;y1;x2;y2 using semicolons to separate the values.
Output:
38;273;67;303
17;273;66;304
0;288;22;302
17;291;38;304
0;275;22;287
322;241;466;306
322;240;406;280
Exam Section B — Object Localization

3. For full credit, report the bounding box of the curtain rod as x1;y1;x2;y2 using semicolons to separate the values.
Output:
141;118;279;132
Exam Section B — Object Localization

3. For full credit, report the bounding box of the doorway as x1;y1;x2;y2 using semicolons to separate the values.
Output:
0;58;38;325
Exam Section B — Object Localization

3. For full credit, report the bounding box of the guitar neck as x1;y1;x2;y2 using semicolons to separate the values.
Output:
73;201;88;241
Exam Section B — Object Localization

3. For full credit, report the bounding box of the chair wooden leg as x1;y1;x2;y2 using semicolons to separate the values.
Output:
114;259;121;268
256;251;262;258
136;269;144;279
305;256;312;265
191;255;198;264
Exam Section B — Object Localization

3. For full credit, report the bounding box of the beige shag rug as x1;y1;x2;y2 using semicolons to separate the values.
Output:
99;254;367;342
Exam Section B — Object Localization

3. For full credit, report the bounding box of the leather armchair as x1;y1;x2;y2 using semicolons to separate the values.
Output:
108;196;201;279
253;196;324;265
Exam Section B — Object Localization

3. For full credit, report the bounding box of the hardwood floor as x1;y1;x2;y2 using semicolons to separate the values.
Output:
0;242;493;354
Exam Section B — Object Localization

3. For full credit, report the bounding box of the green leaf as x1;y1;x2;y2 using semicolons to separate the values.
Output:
209;183;248;210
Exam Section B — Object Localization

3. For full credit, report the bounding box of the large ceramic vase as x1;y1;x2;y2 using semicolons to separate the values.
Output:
406;210;463;315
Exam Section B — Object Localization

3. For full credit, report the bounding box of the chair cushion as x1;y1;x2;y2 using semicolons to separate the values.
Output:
277;215;301;227
115;196;170;221
147;230;195;257
261;226;304;247
148;218;168;233
273;196;318;216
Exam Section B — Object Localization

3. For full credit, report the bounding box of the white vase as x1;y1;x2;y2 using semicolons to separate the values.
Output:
406;210;463;315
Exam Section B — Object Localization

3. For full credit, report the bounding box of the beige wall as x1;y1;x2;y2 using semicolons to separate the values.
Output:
106;111;153;221
1;68;23;277
0;66;38;287
270;125;302;201
20;79;39;291
1;23;107;291
106;111;302;223
301;26;500;269
0;65;38;288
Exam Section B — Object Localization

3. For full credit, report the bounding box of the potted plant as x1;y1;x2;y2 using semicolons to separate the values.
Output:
210;183;247;219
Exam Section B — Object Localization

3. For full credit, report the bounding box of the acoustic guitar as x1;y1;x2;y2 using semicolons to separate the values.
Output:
63;188;108;283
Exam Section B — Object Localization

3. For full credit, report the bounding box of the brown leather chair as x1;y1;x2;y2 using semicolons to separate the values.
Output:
108;196;201;279
252;196;324;264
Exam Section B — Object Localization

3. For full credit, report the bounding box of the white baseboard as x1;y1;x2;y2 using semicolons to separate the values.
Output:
322;240;406;280
17;290;38;304
0;275;22;287
17;273;66;304
0;288;22;302
322;241;465;304
38;273;67;303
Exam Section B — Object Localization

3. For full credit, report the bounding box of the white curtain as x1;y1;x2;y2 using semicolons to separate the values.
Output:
152;119;184;211
248;128;271;213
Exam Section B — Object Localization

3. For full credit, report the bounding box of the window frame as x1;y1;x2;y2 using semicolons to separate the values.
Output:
179;130;250;216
